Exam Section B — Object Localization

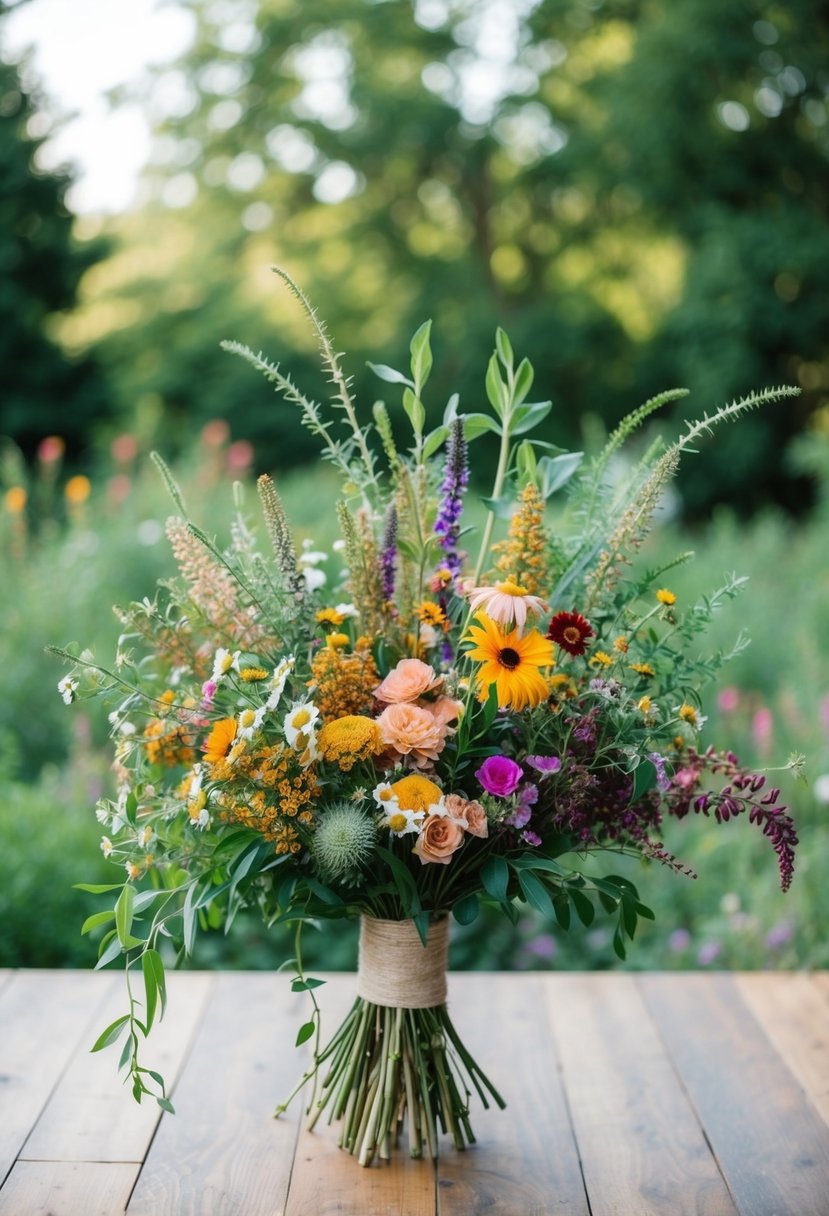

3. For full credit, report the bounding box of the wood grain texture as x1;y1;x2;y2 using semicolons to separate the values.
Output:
0;1161;138;1216
127;971;306;1216
0;970;115;1183
21;972;213;1164
736;973;829;1130
548;973;737;1216
642;972;829;1216
437;973;589;1216
285;973;438;1216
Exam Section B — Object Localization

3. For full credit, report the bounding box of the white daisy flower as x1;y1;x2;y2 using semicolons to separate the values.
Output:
334;602;358;618
238;705;267;740
212;647;241;682
372;781;400;812
265;655;295;710
137;825;154;848
425;797;449;818
58;675;78;705
284;702;320;747
302;566;327;592
100;836;113;857
382;808;426;837
297;729;320;768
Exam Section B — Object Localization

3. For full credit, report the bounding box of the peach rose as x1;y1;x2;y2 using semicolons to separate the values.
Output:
444;794;488;839
377;702;447;768
428;695;464;731
374;658;443;705
413;813;465;865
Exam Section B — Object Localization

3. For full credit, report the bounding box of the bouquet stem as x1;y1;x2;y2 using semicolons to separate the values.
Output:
292;916;505;1165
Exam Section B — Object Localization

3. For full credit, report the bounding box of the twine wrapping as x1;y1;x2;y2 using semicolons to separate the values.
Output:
357;916;449;1009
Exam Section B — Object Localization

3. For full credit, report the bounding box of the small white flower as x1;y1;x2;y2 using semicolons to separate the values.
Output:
284;702;320;747
334;602;358;618
212;647;241;682
382;808;426;837
296;727;320;768
265;655;295;710
332;539;347;553
188;765;203;799
425;797;448;818
351;787;367;802
238;705;267;740
372;781;399;811
302;566;327;592
299;540;328;565
95;805;110;826
100;836;113;857
58;675;78;705
813;773;829;804
137;825;154;848
193;808;211;830
419;623;438;648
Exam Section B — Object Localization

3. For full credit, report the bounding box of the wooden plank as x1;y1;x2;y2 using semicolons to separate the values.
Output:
127;971;306;1216
736;974;829;1129
642;972;829;1216
0;973;14;1000
438;973;589;1216
285;974;437;1216
0;970;116;1183
546;973;737;1216
0;1160;138;1215
21;972;213;1164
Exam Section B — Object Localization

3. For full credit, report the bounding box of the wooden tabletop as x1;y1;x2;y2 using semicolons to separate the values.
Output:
1;969;828;1215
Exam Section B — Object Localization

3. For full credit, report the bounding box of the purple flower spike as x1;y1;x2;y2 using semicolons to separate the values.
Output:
476;755;523;797
434;417;468;581
526;754;562;777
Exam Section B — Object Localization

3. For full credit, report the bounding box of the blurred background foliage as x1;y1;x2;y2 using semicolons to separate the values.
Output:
1;0;828;971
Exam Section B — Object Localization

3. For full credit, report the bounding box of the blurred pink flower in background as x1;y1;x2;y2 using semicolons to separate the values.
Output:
227;440;254;474
668;928;691;952
717;686;740;713
107;474;131;505
201;419;230;448
697;941;721;966
38;435;64;464
111;433;139;465
752;706;774;756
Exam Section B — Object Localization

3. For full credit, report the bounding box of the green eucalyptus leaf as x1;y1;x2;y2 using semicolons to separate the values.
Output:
485;352;507;418
462;412;501;440
409;319;433;391
511;401;553;435
513;357;535;406
402;387;426;436
423;425;449;460
538;451;584;498
495;327;514;371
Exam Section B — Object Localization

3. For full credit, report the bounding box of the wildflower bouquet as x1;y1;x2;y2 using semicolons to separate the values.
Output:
54;271;801;1166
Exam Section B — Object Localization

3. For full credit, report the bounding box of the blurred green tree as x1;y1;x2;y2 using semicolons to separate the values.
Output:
0;26;111;460
72;0;828;513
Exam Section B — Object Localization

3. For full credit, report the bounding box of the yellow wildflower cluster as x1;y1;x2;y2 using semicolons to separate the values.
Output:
492;483;549;597
309;645;380;721
318;716;383;771
144;719;196;768
213;743;319;851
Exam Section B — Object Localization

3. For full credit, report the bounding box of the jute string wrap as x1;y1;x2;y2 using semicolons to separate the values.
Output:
357;916;449;1009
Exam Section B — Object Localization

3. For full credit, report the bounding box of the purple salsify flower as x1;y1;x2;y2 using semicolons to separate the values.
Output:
379;504;397;604
433;417;468;580
476;754;523;797
526;754;562;777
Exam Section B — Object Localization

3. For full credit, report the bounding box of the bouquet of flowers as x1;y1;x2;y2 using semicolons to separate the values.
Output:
54;270;801;1166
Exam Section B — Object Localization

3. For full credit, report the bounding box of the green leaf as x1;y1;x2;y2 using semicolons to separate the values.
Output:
480;855;510;905
479;493;514;519
452;893;480;925
613;923;627;960
91;1014;130;1052
376;846;419;917
631;759;658;801
621;894;639;939
367;361;413;388
409;319;433;392
142;951;161;1033
423;425;449;460
485;352;507;418
295;1019;316;1046
518;870;554;918
74;883;123;894
443;392;460;424
292;977;326;992
413;909;431;946
516;440;538;487
636;902;656;921
157;1096;176;1115
512;357;535;406
511;401;552;435
462;412;501;440
114;884;135;948
149;949;167;1018
537;451;584;498
402;387;426;437
553;892;571;931
570;889;595;927
495;327;514;370
81;910;115;935
304;877;344;906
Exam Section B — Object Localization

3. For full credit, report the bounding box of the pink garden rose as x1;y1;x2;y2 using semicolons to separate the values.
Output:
374;658;443;704
444;794;488;839
475;755;523;797
377;702;447;768
412;814;465;864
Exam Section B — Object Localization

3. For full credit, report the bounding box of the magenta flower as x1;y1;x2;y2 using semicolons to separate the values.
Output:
475;755;523;797
201;679;218;709
525;754;562;777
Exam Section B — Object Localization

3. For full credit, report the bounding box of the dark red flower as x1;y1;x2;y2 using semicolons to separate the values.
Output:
547;610;594;657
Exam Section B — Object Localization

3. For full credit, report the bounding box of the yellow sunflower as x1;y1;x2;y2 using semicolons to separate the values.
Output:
463;613;553;710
